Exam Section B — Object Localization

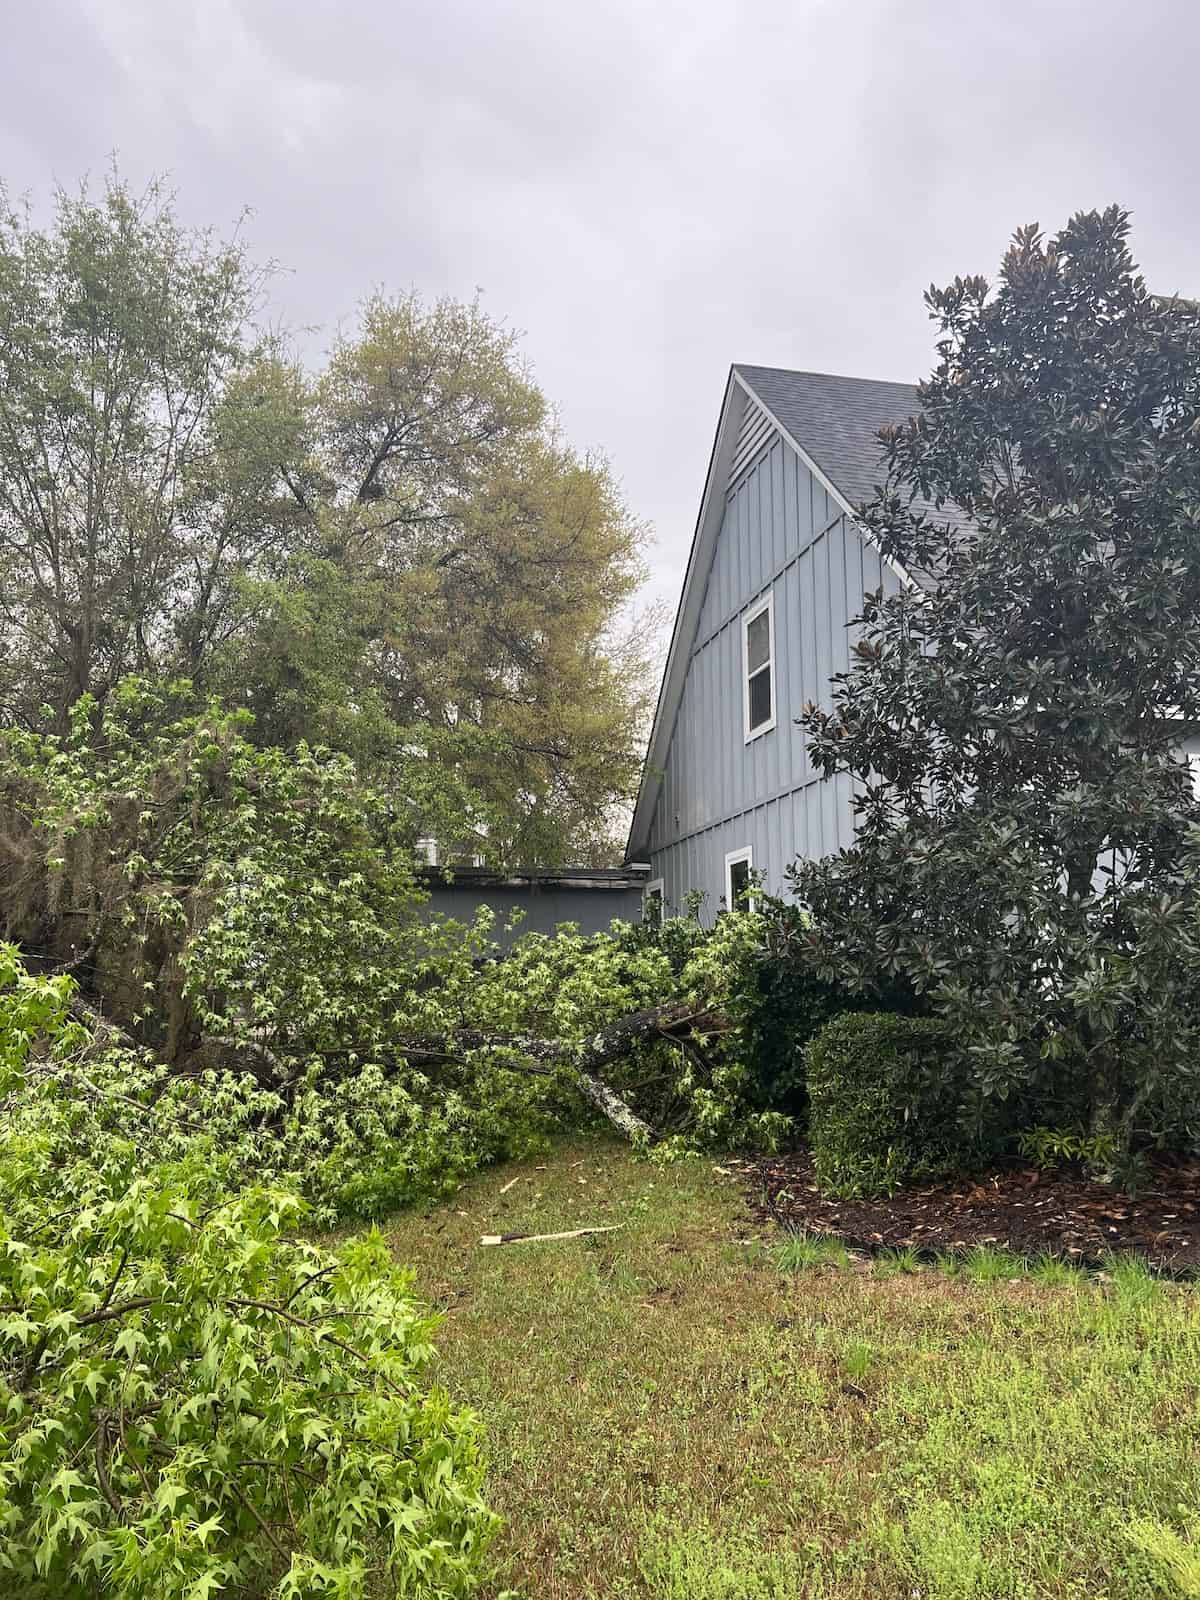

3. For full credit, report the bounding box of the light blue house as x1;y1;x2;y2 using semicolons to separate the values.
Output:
627;365;921;919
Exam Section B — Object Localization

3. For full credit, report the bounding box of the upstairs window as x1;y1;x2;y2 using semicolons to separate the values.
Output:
742;593;775;741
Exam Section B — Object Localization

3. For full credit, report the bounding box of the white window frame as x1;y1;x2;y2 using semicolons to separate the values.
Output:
724;846;755;912
643;877;665;924
742;592;776;742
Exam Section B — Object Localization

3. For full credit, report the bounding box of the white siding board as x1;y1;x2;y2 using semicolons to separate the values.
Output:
829;519;848;688
737;479;750;613
799;545;816;784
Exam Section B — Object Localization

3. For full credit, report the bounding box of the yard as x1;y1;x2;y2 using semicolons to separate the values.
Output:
385;1138;1200;1599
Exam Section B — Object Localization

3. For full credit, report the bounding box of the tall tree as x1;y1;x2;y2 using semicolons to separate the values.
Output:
226;297;655;863
0;175;655;862
0;177;296;725
790;207;1200;1163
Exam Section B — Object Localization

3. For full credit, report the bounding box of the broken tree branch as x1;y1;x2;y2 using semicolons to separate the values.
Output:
199;1002;729;1149
480;1226;621;1246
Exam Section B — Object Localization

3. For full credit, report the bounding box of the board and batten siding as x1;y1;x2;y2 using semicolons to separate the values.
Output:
646;413;901;917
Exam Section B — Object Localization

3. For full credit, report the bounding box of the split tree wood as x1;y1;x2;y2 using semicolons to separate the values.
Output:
480;1225;622;1246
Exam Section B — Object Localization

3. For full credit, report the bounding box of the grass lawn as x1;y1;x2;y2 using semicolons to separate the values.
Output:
383;1136;1200;1598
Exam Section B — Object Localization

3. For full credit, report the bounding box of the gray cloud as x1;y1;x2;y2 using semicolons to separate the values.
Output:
2;0;1198;611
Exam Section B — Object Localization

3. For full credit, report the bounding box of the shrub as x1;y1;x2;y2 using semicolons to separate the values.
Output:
0;948;498;1598
710;902;928;1126
0;1173;496;1600
728;941;852;1119
727;903;923;1120
806;1012;990;1196
1017;1125;1121;1172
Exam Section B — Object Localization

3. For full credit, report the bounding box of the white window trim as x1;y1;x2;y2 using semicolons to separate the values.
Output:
724;846;755;912
643;877;665;922
742;591;776;742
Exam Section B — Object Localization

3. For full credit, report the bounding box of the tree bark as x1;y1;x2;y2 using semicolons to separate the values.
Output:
204;1000;721;1145
574;1072;657;1143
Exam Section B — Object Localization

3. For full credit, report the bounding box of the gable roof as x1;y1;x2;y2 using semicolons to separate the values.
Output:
625;363;923;862
732;365;921;514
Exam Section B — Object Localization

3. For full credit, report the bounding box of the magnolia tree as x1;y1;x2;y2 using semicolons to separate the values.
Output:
790;207;1200;1167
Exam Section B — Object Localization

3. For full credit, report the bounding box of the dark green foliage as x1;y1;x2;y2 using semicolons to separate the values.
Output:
1017;1124;1119;1172
733;947;846;1117
727;903;923;1120
806;1013;992;1196
790;207;1200;1163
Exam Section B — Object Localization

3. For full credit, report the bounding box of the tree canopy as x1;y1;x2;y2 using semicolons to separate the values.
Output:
0;175;654;864
789;206;1200;1164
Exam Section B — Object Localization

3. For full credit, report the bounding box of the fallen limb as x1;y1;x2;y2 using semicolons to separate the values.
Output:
575;1071;656;1143
480;1226;622;1246
222;1000;722;1145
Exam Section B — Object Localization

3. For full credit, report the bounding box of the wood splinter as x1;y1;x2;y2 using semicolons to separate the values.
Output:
479;1225;621;1247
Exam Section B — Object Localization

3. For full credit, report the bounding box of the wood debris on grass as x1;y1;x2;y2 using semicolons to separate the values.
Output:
480;1225;622;1247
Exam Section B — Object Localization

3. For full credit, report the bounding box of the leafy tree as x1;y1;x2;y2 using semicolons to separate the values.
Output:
1;685;786;1220
0;176;294;728
0;173;654;863
0;950;497;1598
225;302;654;865
790;206;1200;1167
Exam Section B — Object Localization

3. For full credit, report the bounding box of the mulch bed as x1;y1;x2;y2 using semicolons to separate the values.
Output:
736;1149;1200;1274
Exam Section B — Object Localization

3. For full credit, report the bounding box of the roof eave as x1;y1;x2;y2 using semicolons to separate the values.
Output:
731;367;916;594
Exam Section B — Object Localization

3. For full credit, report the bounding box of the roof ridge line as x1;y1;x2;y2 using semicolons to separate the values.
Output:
734;362;918;391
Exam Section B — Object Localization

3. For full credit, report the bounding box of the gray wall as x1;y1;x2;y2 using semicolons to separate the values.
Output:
422;882;644;947
647;426;901;916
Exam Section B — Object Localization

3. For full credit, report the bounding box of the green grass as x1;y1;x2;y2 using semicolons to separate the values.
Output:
383;1137;1200;1597
774;1231;851;1272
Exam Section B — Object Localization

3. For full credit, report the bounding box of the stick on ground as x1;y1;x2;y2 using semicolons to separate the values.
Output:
480;1226;622;1247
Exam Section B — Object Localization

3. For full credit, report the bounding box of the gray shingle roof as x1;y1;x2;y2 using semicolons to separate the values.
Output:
733;364;920;514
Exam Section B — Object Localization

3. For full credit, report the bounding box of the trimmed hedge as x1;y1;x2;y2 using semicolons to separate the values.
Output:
806;1012;988;1196
729;906;925;1121
733;949;864;1118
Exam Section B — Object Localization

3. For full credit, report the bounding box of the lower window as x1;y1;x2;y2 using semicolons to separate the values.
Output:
643;878;665;926
724;847;754;911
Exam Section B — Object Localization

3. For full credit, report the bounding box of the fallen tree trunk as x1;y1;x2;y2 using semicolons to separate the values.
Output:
396;1001;722;1144
201;1000;725;1146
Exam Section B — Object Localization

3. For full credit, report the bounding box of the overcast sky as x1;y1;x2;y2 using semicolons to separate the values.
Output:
3;0;1198;615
